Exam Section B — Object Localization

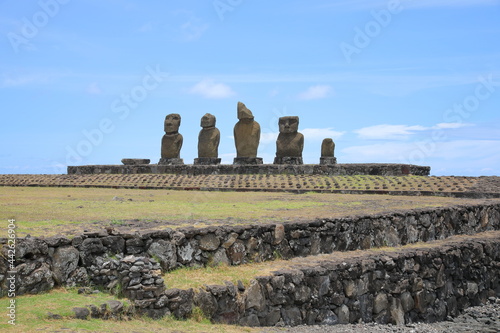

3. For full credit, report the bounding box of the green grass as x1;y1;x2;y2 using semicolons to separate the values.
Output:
163;261;289;290
0;288;254;333
0;186;482;237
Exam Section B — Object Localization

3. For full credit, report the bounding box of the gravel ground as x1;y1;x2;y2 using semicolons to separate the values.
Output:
260;298;500;333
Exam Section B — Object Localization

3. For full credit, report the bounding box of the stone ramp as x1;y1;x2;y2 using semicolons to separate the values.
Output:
1;174;499;197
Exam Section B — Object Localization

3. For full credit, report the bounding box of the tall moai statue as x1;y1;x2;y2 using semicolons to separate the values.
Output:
320;138;337;165
159;113;184;165
194;113;221;165
274;116;304;165
233;101;263;165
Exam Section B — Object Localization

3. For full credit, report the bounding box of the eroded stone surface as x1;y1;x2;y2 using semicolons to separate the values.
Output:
234;102;261;158
275;116;304;164
160;113;183;160
52;246;80;285
121;159;150;165
321;138;335;157
198;113;220;159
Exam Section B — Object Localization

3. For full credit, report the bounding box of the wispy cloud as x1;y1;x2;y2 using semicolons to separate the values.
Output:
301;128;345;141
189;79;235;99
341;139;500;171
317;0;499;11
179;14;208;41
354;123;471;140
355;124;428;140
86;82;102;95
298;85;333;100
1;74;51;87
260;132;279;144
138;22;154;33
259;128;344;145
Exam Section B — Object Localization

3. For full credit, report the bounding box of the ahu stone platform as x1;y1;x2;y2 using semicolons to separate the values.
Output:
67;163;430;176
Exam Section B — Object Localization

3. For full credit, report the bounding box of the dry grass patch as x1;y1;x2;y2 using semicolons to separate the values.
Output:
0;186;494;237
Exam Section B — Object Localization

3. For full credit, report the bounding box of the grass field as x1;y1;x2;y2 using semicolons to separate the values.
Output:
0;186;486;237
0;287;253;333
1;179;498;332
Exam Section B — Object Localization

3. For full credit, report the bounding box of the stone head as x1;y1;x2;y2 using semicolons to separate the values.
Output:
200;113;216;128
279;116;299;134
321;138;335;157
322;138;333;146
237;101;254;120
164;113;181;134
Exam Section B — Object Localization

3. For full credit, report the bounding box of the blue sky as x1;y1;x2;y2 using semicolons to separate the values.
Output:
1;0;499;176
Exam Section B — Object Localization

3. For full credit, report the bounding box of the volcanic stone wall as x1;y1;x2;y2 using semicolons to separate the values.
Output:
198;232;500;326
1;203;499;298
42;233;500;326
67;163;430;176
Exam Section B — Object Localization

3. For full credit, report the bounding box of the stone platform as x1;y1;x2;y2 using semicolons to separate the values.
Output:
67;163;430;176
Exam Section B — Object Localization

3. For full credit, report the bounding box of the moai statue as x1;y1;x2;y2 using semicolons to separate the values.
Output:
233;101;263;165
159;113;184;165
320;138;337;165
274;116;304;165
194;113;221;165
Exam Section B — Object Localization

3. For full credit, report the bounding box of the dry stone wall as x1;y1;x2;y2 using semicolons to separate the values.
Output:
47;233;500;326
200;232;500;326
1;203;499;298
67;163;430;176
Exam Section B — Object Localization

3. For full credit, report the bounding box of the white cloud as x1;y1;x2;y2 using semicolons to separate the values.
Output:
189;79;235;99
433;122;471;129
260;132;279;144
354;122;472;140
86;82;102;95
340;139;500;173
355;124;428;140
298;85;333;100
341;142;413;163
317;0;498;11
301;128;345;141
1;74;49;87
259;128;344;145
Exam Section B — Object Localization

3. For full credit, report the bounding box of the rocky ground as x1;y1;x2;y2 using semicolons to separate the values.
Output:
261;298;500;333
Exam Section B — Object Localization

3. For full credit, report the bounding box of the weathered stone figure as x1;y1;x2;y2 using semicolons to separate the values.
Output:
274;116;304;165
233;101;263;165
195;113;221;165
159;113;184;165
320;138;337;165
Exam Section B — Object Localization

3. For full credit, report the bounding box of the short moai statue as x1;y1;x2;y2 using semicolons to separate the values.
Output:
274;116;304;165
194;113;221;165
233;101;263;165
320;138;337;165
159;113;184;165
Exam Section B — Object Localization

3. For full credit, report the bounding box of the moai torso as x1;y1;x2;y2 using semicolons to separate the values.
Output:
276;116;304;158
234;102;260;158
160;113;183;159
198;113;220;158
321;138;335;157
